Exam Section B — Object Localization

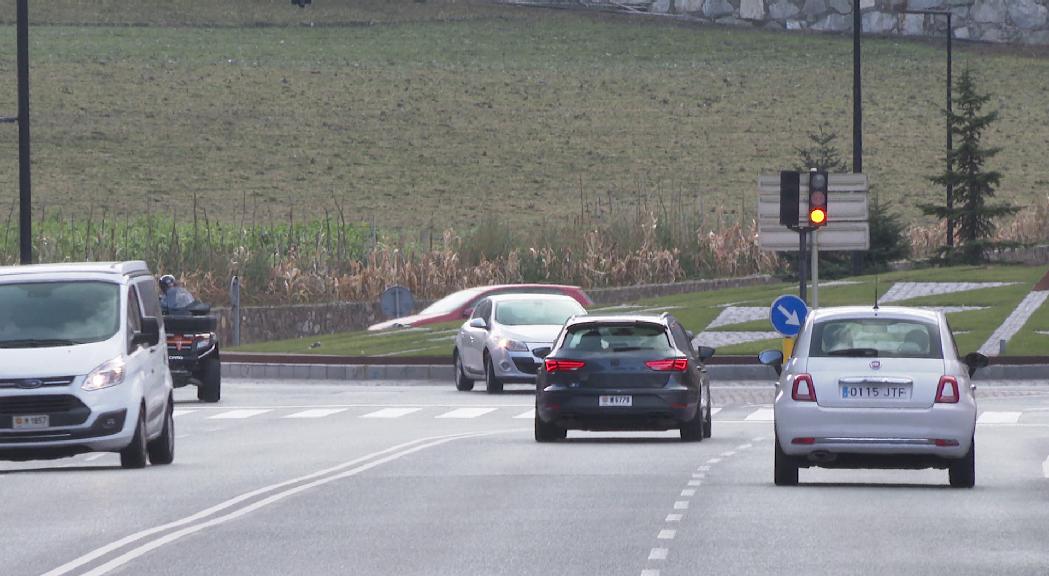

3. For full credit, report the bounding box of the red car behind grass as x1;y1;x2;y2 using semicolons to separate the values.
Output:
367;284;593;331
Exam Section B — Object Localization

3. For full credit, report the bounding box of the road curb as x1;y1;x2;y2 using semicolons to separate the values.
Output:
221;362;1047;383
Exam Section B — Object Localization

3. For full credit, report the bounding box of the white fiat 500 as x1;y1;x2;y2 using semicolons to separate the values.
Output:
759;306;988;488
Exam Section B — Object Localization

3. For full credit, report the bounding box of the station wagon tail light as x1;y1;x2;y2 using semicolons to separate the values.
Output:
935;376;960;404
544;359;586;373
791;374;817;402
645;358;689;372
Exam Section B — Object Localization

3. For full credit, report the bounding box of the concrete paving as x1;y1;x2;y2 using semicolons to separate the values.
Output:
3;380;1049;576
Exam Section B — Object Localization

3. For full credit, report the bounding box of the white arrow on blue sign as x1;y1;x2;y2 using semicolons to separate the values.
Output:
769;294;808;337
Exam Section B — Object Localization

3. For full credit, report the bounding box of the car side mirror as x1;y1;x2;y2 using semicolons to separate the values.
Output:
758;349;784;376
533;347;551;359
134;317;161;348
695;345;716;361
468;317;488;330
963;352;989;377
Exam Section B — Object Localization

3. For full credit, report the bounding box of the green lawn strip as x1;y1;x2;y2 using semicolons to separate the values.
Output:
234;321;461;356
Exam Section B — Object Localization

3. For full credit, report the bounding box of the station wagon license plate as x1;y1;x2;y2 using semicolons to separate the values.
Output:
13;415;49;429
599;395;632;407
840;384;911;400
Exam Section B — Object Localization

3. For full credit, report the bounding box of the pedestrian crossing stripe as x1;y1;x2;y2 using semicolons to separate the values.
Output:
361;408;422;419
283;408;348;419
436;407;497;419
209;409;272;420
977;411;1022;424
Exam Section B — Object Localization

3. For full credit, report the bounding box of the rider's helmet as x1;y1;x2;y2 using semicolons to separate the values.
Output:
159;274;176;293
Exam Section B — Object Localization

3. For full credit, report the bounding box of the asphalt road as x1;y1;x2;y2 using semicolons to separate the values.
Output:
3;380;1049;576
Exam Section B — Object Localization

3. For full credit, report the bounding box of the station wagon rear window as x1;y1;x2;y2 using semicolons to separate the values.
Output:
810;318;943;359
562;323;672;352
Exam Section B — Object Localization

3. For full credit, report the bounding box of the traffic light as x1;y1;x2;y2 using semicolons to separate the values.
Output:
808;170;828;228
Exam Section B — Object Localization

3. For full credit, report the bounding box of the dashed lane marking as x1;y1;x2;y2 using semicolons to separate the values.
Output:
673;501;689;510
1043;455;1049;479
513;409;535;419
745;408;775;421
665;514;682;522
209;409;271;420
680;489;696;497
977;411;1023;424
360;408;422;419
172;410;197;418
721;451;737;457
658;529;676;540
641;570;660;576
648;548;669;561
687;480;702;486
283;409;348;419
436;408;498;419
706;458;721;464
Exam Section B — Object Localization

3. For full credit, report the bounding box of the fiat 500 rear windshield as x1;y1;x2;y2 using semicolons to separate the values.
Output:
562;323;672;352
810;318;943;359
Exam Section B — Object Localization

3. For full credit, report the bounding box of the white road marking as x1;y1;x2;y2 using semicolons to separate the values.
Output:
745;408;775;421
209;409;271;420
648;548;669;560
687;480;702;487
665;514;683;522
680;489;696;497
84;454;106;462
696;465;710;471
977;411;1022;424
513;409;535;419
673;501;689;510
706;458;721;464
436;407;498;419
1043;455;1049;479
692;473;705;479
737;443;753;450
721;451;737;457
710;407;722;416
641;570;660;576
753;436;766;442
172;409;197;418
360;408;422;419
41;430;504;576
283;409;347;419
658;529;676;540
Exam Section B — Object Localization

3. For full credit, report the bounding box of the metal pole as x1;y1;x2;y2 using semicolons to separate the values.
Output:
798;229;808;304
811;229;819;308
17;0;32;264
230;276;241;347
945;12;954;248
852;0;862;175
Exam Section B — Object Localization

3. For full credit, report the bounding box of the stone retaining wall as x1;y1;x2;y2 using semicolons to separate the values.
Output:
514;0;1049;45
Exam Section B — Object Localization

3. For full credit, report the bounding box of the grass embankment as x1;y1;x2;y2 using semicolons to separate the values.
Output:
1;0;1047;232
234;264;1049;358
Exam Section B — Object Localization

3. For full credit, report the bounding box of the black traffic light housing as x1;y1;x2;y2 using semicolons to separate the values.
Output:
779;171;800;228
808;170;828;228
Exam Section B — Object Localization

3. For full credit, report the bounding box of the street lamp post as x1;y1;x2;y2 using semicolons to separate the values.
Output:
1;0;33;264
850;0;863;274
906;9;954;248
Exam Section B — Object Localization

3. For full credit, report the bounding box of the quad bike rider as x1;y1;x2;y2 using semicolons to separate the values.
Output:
160;275;221;402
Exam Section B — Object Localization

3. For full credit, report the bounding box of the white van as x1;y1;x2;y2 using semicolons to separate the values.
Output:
0;261;175;468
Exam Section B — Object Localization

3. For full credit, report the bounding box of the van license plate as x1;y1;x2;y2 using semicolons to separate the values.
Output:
599;395;632;407
13;415;49;429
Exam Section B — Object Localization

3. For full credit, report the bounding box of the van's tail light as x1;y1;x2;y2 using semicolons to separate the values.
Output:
791;374;817;402
645;358;689;372
935;376;960;404
544;359;586;373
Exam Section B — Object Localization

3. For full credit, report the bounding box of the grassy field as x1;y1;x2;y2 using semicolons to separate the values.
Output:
0;0;1048;238
235;264;1049;357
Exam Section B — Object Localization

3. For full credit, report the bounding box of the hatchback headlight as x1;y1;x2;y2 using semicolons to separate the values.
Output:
83;356;126;391
497;338;529;352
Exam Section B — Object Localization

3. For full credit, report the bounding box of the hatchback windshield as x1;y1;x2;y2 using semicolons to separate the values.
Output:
495;299;584;326
0;281;121;348
810;318;943;359
562;323;673;352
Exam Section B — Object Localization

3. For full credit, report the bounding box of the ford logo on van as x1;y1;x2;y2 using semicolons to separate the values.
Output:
18;379;44;389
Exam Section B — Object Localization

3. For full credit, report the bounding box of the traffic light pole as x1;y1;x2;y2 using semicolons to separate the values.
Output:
811;228;819;308
798;228;808;304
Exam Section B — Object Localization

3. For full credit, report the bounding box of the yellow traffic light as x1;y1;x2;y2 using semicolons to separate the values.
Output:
809;208;826;225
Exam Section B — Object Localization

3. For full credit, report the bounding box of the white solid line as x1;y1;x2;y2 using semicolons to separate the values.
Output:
710;407;722;416
658;529;676;540
673;501;689;510
436;407;498;419
665;514;683;522
977;411;1022;424
513;409;535;419
47;428;505;574
1043;455;1049;479
171;409;197;418
641;570;660;576
706;458;721;464
753;436;766;442
360;408;422;419
209;409;271;420
648;548;669;561
680;489;696;497
282;408;347;419
745;408;775;421
687;480;702;487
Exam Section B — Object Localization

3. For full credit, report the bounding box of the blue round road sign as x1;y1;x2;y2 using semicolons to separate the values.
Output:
769;294;808;337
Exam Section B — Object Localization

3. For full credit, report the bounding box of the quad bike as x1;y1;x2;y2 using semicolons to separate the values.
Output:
163;293;221;403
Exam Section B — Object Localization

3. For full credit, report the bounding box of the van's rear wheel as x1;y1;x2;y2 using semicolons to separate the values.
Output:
120;410;149;469
197;357;221;403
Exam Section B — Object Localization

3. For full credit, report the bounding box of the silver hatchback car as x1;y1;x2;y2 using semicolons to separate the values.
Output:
454;293;586;393
760;306;989;488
